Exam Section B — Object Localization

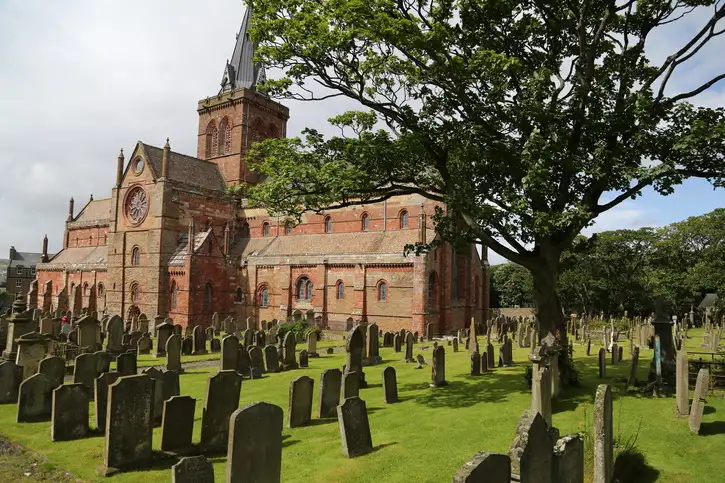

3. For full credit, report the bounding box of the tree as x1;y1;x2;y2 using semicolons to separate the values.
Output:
490;263;535;308
249;1;725;356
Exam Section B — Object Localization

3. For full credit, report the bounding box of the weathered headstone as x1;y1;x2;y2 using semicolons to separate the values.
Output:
116;352;137;376
627;346;639;387
611;343;619;365
344;326;366;387
471;350;481;376
453;452;511;483
430;345;447;387
73;352;98;398
0;361;23;403
172;455;214;483
227;402;283;483
382;366;398;403
221;335;240;371
141;367;165;426
264;344;280;373
237;345;250;377
166;334;182;372
38;356;65;389
404;332;415;363
598;348;606;378
200;370;242;452
319;368;342;418
307;331;319;358
288;375;314;428
249;346;265;378
337;396;373;458
192;325;207;355
181;336;193;355
161;395;196;453
105;315;124;354
94;371;120;431
95;350;111;374
689;368;710;434
593;384;613;483
281;331;298;371
155;322;173;357
51;383;89;441
101;374;155;475
531;365;552;427
552;434;584;483
675;348;689;417
137;335;152;355
508;410;553;483
17;373;53;422
210;338;221;353
342;371;360;399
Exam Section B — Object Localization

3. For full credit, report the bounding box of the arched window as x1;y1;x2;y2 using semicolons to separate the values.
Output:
97;284;105;297
428;272;437;312
205;121;219;158
399;210;409;229
268;123;279;138
203;282;212;312
83;282;89;296
218;117;232;155
131;247;140;266
378;281;388;302
284;221;293;235
170;281;178;310
336;281;345;300
258;285;270;307
130;283;140;304
235;287;244;303
296;276;313;301
262;222;270;237
324;216;332;234
361;213;370;232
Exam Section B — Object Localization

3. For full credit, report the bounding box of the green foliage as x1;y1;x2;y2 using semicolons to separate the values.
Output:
490;263;534;308
249;0;725;336
277;321;310;343
0;290;12;312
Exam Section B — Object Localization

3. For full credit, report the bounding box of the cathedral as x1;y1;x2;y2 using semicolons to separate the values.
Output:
32;6;489;335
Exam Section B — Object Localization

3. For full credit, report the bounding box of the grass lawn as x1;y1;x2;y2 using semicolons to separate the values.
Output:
0;330;723;482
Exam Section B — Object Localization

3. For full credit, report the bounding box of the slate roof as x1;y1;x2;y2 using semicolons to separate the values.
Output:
8;251;46;267
220;4;265;93
169;231;212;266
71;198;112;226
142;143;226;193
38;246;107;270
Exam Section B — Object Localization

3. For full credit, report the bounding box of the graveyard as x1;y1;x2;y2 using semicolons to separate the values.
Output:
0;312;723;482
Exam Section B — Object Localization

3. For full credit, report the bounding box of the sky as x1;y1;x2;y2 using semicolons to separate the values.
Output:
0;1;722;264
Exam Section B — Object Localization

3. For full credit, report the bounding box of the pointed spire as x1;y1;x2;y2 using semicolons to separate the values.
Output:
67;197;75;221
116;149;125;187
220;2;266;94
90;194;94;201
41;234;49;263
161;137;170;179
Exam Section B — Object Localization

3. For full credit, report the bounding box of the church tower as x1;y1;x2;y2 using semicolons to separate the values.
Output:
197;4;289;188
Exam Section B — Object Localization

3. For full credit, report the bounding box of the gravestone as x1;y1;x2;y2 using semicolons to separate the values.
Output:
265;345;280;373
77;315;100;350
430;345;447;387
675;348;689;417
38;356;65;389
200;370;242;452
393;333;401;353
594;385;613;483
342;371;360;399
101;374;154;475
172;456;214;483
532;365;553;427
471;351;481;376
689;368;710;434
627;346;640;387
598;348;606;378
383;366;399;403
307;330;319;357
611;343;619;365
319;368;342;418
337;397;373;458
192;325;207;355
95;351;111;374
141;367;165;426
181;336;193;355
15;332;48;381
426;322;433;341
94;371;121;431
155;322;173;357
254;331;265;347
366;323;381;364
281;332;298;371
51;383;89;441
618;345;624;362
481;352;488;372
508;410;553;483
116;352;137;376
210;338;221;353
17;373;53;422
453;452;511;483
344;326;366;387
205;326;215;344
452;338;459;353
552;434;584;483
0;361;23;403
249;346;265;378
137;335;152;355
299;349;309;368
404;332;415;363
487;342;495;369
221;335;239;371
73;353;98;398
105;315;124;354
237;345;250;377
161;395;196;453
243;329;254;348
288;375;314;428
227;402;283;483
166;334;182;372
586;339;591;356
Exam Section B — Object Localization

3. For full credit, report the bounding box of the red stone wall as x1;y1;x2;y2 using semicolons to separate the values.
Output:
66;226;109;248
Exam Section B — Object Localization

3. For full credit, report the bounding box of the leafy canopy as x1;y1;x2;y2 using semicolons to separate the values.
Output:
248;0;725;332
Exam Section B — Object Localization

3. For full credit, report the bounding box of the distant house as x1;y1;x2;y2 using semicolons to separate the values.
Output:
6;246;52;298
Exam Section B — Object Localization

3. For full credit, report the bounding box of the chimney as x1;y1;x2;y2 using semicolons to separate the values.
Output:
41;235;48;263
116;149;124;187
67;197;75;222
418;205;427;244
161;138;170;179
224;223;230;254
188;218;195;256
9;246;17;260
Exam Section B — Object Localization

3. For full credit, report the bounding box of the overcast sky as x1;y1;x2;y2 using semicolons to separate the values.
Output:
0;1;723;265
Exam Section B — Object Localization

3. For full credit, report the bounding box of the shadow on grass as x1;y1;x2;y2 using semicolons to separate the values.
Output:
370;442;397;453
703;405;716;415
306;418;336;427
282;439;300;448
613;447;660;483
699;421;725;436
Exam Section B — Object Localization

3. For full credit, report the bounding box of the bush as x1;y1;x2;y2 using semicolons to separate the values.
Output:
277;321;310;344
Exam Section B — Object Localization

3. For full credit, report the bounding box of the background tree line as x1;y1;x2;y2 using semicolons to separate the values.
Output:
490;209;725;317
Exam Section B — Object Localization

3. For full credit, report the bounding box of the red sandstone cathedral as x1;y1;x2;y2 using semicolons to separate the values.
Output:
31;6;489;335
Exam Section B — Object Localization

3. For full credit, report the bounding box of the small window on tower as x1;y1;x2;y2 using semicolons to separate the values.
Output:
262;222;271;237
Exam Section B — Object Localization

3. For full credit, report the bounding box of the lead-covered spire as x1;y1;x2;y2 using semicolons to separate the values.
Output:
220;2;266;94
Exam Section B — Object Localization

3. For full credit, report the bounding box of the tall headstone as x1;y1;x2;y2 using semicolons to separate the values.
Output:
227;402;283;483
281;332;298;371
382;366;399;403
430;345;447;387
689;368;710;434
470;351;481;376
73;352;98;398
101;374;155;475
264;344;280;373
51;383;89;441
161;395;196;453
200;370;242;452
155;322;173;357
508;410;553;483
593;385;613;483
15;332;48;381
192;325;207;355
627;346;640;387
344;326;366;387
0;361;23;403
116;352;137;376
94;371;121;432
16;373;53;422
675;348;689;417
307;331;319;358
366;323;381;364
531;365;552;427
342;371;360;399
426;322;434;341
453;452;511;483
337;396;373;458
404;332;415;363
166;334;182;372
552;435;584;483
221;335;240;371
288;375;314;428
248;346;265;378
172;456;214;483
319;368;342;418
38;356;65;389
598;348;606;378
105;315;124;354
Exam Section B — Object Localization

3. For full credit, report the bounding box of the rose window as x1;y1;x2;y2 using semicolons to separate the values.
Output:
126;188;149;224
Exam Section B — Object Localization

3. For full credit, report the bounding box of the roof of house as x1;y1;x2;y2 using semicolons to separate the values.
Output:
699;293;719;310
8;251;46;267
72;198;112;226
38;246;107;270
142;143;227;193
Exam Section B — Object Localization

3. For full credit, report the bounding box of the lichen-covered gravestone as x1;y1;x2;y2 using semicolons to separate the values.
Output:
288;375;314;428
100;374;154;476
453;452;511;483
552;434;584;483
227;402;283;483
17;373;54;423
337;396;373;458
73;352;99;398
675;348;689;417
51;383;88;441
508;410;553;483
593;385;613;483
200;370;242;452
318;368;342;418
94;371;121;432
689;368;710;434
382;366;399;403
172;455;214;483
404;332;415;363
161;395;196;453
